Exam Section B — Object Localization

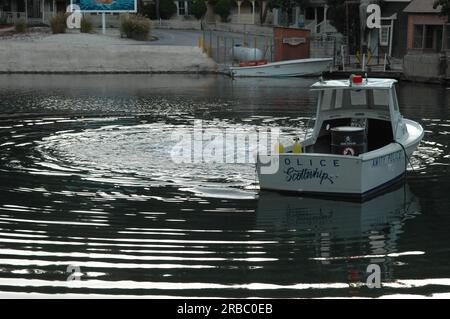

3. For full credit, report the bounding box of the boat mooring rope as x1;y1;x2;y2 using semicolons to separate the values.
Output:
393;141;416;176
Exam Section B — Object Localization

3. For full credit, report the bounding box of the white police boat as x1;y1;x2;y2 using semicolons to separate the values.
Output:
256;76;424;199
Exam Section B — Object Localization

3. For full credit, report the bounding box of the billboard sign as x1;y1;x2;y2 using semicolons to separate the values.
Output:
71;0;137;13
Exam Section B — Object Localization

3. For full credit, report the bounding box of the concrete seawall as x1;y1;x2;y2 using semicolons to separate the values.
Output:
0;43;218;74
403;53;450;84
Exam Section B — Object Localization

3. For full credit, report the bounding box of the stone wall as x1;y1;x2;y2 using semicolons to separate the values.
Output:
403;52;449;82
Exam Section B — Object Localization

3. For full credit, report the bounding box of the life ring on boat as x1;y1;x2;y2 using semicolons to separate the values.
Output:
343;147;355;156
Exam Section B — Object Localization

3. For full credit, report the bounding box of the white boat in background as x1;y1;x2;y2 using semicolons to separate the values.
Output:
229;58;333;78
256;76;424;200
231;45;263;62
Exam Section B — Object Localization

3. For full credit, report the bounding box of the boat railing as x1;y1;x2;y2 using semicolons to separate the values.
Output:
304;117;316;141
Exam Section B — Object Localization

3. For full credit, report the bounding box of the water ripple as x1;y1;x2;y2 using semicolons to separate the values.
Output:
0;75;448;297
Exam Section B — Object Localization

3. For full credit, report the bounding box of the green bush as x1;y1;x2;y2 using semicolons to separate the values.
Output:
80;17;93;33
14;19;27;33
159;0;177;19
191;0;207;20
214;0;231;22
49;12;67;34
120;15;151;41
0;17;9;25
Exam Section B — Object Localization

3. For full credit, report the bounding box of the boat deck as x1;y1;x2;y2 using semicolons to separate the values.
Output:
305;135;331;154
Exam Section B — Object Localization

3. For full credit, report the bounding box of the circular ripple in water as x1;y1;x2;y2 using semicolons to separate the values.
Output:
33;118;301;200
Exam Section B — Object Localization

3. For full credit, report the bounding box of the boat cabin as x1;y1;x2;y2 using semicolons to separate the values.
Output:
304;77;407;156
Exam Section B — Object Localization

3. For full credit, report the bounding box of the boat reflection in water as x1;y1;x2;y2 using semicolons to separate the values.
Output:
256;183;421;287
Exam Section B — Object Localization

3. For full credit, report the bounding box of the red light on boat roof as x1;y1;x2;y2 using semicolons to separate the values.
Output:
351;75;363;84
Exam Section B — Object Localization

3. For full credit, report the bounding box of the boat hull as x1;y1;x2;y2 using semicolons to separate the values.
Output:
257;121;423;199
230;58;333;77
257;153;405;199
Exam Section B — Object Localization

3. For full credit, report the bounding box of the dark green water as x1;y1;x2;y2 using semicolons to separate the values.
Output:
0;74;448;298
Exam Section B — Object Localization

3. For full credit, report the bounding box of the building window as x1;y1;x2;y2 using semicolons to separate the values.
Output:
425;26;434;49
177;1;193;16
447;25;450;50
413;25;423;49
379;25;390;46
2;2;11;11
178;1;186;16
435;25;443;52
428;25;442;51
412;24;444;52
187;1;194;15
305;7;315;20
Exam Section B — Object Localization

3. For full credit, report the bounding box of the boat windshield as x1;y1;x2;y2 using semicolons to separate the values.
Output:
319;89;390;112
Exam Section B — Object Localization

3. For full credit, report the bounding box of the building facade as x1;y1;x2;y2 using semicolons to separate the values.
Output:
403;0;449;81
0;0;70;24
379;0;411;58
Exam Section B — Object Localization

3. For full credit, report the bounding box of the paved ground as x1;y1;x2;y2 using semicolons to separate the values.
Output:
151;29;269;47
0;28;218;73
0;27;266;47
0;26;276;73
0;27;271;65
151;29;202;46
0;27;200;45
0;27;205;45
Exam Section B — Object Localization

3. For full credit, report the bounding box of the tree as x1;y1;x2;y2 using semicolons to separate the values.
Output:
159;0;177;19
191;0;207;20
257;0;269;24
138;0;157;19
433;0;450;22
326;0;361;53
260;0;308;26
214;0;231;22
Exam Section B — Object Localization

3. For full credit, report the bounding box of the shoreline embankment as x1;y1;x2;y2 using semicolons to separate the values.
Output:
0;42;218;74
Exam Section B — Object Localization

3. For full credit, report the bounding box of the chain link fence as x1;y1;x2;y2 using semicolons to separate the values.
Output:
199;30;401;74
199;30;274;65
200;30;342;69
